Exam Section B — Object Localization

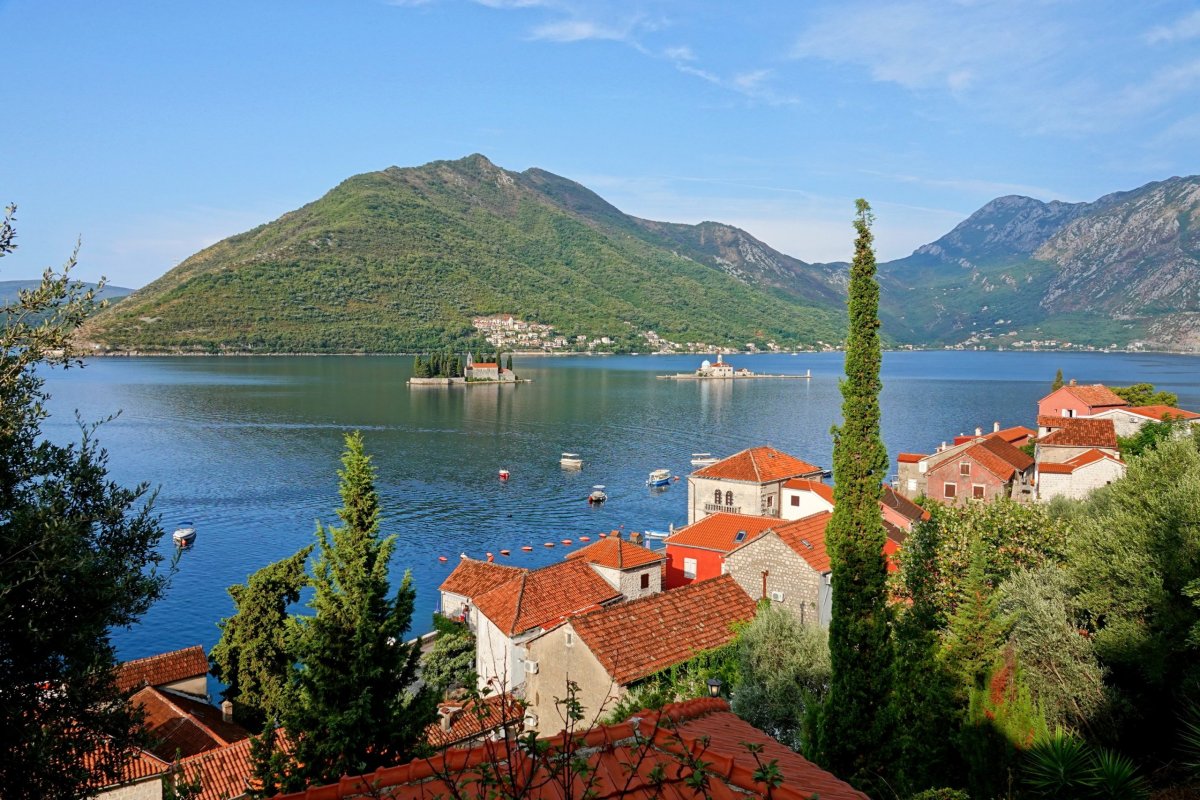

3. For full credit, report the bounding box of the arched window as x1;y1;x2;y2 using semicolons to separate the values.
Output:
714;489;722;505
725;490;734;506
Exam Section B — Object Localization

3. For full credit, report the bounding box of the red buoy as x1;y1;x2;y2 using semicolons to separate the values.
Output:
500;549;511;556
438;556;448;562
521;546;533;552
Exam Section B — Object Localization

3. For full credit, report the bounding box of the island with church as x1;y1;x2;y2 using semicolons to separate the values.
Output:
408;352;530;386
658;357;812;381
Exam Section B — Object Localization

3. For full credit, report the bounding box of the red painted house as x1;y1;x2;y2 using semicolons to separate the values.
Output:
662;513;778;589
1037;382;1129;419
924;434;1035;505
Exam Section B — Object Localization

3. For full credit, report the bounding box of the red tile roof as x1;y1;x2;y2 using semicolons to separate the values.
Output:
692;446;822;483
1038;418;1118;449
1038;448;1123;475
897;452;925;463
471;362;499;369
131;686;250;761
771;513;834;572
1123;404;1200;421
275;698;869;800
425;694;524;750
85;741;169;789
665;512;778;553
472;560;621;636
439;558;525;599
995;425;1037;444
566;537;665;570
1038;414;1070;428
881;485;930;522
962;435;1034;480
1060;384;1129;409
116;645;209;693
783;478;835;506
568;575;756;685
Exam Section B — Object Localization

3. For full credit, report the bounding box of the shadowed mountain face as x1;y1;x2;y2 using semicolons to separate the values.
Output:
80;155;1200;354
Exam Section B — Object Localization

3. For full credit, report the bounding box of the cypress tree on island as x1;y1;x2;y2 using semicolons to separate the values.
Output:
819;199;893;790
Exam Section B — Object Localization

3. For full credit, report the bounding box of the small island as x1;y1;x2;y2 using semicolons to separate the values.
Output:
658;358;812;381
408;351;531;386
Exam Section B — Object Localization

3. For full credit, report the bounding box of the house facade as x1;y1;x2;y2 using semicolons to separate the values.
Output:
662;512;779;589
565;537;665;600
908;434;1035;505
686;446;824;524
1035;417;1119;464
1037;449;1126;501
724;512;831;626
1037;382;1129;419
780;479;834;521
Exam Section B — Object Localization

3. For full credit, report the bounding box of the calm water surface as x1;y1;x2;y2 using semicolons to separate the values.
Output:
38;351;1200;662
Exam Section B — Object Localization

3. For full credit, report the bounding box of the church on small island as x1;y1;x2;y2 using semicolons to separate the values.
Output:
465;353;516;382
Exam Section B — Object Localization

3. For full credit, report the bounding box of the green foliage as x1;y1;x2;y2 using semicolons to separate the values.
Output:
210;546;312;733
1023;731;1094;799
1089;748;1150;800
1110;382;1179;408
731;604;831;752
270;433;438;791
603;644;739;724
943;543;1008;695
1118;417;1184;458
420;617;476;695
1052;369;1065;391
82;157;846;354
0;204;168;798
906;790;970;800
820;199;893;792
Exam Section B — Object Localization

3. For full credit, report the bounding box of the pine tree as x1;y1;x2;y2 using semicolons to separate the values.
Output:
1052;369;1064;391
819;199;893;791
506;353;513;371
276;433;436;790
210;546;312;734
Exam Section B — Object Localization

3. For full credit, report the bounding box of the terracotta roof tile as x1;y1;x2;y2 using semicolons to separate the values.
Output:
568;575;756;685
897;452;925;463
471;362;498;368
1039;418;1118;449
692;446;822;483
881;485;930;522
275;699;868;800
771;513;834;572
85;741;169;788
472;560;621;636
963;435;1034;480
665;512;778;553
1038;414;1070;428
1124;405;1200;421
1061;384;1129;408
116;646;209;694
131;687;250;761
425;694;524;749
1038;448;1123;474
783;479;835;505
566;537;665;570
439;558;526;599
995;425;1037;444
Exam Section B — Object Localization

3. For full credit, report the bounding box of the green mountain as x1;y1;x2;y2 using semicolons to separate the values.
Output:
2;280;132;307
82;155;845;354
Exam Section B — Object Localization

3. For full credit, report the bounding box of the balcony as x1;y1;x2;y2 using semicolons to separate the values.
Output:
704;503;742;514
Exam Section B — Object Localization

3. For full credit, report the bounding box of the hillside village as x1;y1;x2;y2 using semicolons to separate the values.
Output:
89;378;1200;800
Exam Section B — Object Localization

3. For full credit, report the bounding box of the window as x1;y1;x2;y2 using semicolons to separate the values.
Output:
725;490;734;506
766;496;773;508
640;572;650;589
959;462;971;476
790;495;800;506
565;631;574;647
683;558;697;579
907;479;918;493
944;483;957;498
734;530;747;543
714;489;722;505
972;484;985;499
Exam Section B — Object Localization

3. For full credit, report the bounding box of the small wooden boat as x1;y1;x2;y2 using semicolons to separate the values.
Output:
647;468;671;487
691;453;719;467
543;542;555;548
498;469;510;480
172;522;196;547
587;485;607;504
560;452;583;469
438;555;448;562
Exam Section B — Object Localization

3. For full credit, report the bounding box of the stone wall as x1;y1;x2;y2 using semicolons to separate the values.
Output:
725;534;823;626
1039;459;1126;501
523;623;621;735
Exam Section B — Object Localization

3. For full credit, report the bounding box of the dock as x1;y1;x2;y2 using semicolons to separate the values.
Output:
658;372;811;380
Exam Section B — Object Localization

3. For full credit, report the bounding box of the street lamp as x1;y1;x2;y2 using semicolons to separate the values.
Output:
707;678;723;698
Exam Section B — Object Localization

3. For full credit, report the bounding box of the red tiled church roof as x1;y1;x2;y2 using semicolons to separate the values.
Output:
692;446;822;483
116;645;209;693
472;560;621;636
439;558;525;599
665;512;777;553
276;698;868;800
566;537;664;570
1039;418;1118;449
567;575;756;685
471;362;499;369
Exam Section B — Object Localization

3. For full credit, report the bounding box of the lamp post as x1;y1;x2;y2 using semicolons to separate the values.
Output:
707;678;723;698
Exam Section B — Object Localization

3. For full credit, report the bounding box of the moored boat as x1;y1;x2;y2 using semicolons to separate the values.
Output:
172;522;196;547
690;453;719;467
498;468;510;480
560;452;583;469
587;485;608;504
647;468;671;487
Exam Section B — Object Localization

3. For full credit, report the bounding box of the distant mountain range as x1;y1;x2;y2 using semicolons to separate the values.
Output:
79;155;1200;353
2;280;132;307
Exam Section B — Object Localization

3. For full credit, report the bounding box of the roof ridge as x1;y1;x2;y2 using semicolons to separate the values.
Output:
509;574;528;635
154;688;232;747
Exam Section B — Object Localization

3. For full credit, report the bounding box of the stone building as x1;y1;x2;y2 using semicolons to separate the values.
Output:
1035;417;1119;464
1037;449;1126;501
897;433;1034;504
686;445;824;524
565;536;665;600
662;512;779;589
1086;404;1200;437
724;512;831;626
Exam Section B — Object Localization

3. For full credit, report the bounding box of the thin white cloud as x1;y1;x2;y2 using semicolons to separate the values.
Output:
1144;9;1200;44
528;18;630;42
663;44;695;61
860;170;1069;201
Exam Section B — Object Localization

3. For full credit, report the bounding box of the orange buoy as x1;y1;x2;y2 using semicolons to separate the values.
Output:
561;539;572;545
521;546;533;552
486;552;494;562
544;542;555;548
500;549;511;556
438;556;448;562
599;532;608;538
579;536;591;542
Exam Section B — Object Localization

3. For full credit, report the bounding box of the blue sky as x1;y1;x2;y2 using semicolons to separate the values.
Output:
5;0;1199;287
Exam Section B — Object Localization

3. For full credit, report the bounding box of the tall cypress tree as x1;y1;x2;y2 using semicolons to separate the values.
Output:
1052;369;1064;391
819;199;892;790
276;432;436;790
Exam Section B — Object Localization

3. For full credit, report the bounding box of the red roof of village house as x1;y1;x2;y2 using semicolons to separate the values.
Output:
783;478;835;505
84;741;169;789
425;694;524;750
130;686;250;761
692;446;822;483
1123;404;1200;421
1037;414;1070;429
116;645;209;693
1057;383;1129;409
275;698;869;800
566;537;665;570
472;560;621;636
439;558;526;599
1038;418;1118;449
665;512;779;553
1038;448;1123;474
771;512;834;572
881;485;930;522
961;435;1034;480
897;452;925;463
995;425;1037;444
567;574;756;686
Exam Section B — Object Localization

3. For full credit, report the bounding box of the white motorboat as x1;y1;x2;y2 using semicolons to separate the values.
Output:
587;485;608;504
172;522;196;547
690;453;719;467
560;452;583;469
646;468;672;487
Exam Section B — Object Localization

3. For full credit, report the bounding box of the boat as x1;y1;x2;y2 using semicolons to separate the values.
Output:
560;452;583;469
498;469;510;480
172;522;196;547
646;468;672;487
587;485;608;504
643;530;670;540
690;453;719;467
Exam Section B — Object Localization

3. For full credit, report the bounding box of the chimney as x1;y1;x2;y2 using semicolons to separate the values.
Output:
993;421;1000;433
221;700;234;724
1069;378;1077;386
975;427;982;437
439;705;461;732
